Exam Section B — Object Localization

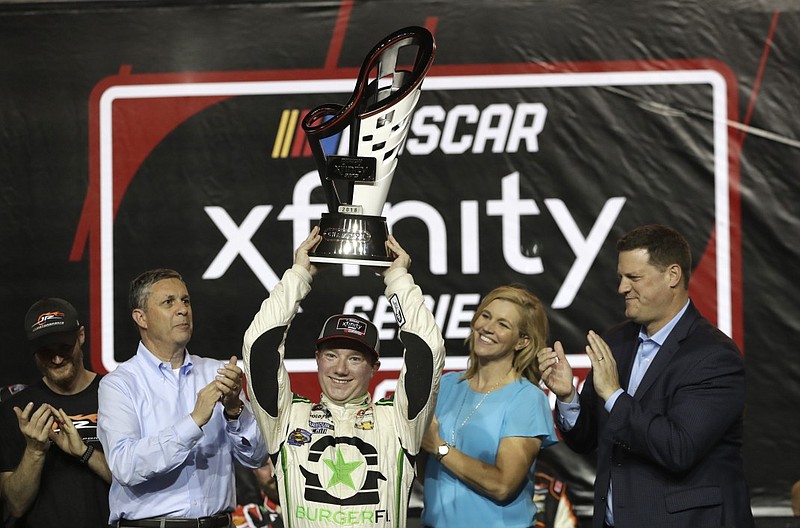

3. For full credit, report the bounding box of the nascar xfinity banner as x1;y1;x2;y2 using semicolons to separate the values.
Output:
1;0;798;515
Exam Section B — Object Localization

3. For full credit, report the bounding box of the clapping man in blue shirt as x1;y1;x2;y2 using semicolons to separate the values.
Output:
98;269;267;528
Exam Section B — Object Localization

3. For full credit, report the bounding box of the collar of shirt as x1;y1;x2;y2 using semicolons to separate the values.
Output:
319;393;372;413
636;299;691;348
630;300;691;394
136;342;194;377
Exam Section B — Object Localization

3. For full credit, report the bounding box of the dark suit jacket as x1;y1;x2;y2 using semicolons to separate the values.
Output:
558;301;755;528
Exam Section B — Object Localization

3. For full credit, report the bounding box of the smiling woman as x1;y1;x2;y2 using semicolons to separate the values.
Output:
420;285;558;528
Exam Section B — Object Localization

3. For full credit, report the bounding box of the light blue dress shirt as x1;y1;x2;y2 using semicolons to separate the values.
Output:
98;342;267;524
557;301;689;526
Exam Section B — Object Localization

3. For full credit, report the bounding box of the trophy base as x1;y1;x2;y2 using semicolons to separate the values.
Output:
310;212;393;267
308;255;392;267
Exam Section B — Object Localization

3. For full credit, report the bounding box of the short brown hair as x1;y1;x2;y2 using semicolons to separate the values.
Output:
129;269;184;312
617;224;692;288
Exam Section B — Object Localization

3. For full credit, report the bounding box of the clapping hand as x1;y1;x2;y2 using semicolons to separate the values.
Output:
49;406;89;458
216;355;245;416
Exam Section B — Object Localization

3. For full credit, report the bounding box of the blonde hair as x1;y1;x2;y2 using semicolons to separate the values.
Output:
463;285;549;385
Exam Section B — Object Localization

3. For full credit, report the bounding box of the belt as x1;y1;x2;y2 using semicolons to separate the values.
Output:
117;513;231;528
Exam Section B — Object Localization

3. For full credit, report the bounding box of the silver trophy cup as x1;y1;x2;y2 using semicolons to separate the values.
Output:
302;26;436;266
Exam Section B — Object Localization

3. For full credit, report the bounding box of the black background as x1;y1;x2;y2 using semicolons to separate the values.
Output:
1;0;798;517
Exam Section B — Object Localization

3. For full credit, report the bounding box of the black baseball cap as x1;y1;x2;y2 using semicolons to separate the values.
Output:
316;314;380;360
24;298;81;353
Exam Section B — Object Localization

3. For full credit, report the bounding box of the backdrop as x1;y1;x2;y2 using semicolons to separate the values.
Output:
1;0;798;516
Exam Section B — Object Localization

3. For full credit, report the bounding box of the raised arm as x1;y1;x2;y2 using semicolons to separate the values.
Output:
382;235;446;452
242;228;320;452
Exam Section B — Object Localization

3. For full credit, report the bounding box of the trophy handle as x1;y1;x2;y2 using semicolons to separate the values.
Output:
304;103;349;210
302;26;436;214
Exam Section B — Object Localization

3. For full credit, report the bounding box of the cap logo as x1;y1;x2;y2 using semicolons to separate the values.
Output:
32;311;67;333
335;317;367;337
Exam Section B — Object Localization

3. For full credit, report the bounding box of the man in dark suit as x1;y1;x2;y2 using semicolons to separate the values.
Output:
537;224;755;528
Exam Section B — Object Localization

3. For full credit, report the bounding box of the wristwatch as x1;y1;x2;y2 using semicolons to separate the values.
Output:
224;402;244;421
435;443;452;461
79;443;95;464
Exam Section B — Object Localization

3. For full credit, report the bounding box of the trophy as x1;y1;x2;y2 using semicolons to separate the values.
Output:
302;26;436;266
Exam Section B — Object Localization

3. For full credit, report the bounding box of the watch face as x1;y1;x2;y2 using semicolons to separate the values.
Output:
438;444;449;456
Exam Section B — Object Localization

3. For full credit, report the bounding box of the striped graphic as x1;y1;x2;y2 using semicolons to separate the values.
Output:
272;108;344;159
272;109;303;158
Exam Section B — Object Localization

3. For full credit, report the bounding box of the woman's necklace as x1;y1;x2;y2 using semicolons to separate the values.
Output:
449;370;512;445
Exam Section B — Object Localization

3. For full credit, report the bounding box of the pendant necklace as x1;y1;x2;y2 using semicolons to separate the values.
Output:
449;370;512;445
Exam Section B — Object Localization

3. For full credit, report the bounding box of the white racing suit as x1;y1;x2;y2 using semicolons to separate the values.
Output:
243;265;445;528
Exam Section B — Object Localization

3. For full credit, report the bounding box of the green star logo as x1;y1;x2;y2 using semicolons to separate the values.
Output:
323;448;364;490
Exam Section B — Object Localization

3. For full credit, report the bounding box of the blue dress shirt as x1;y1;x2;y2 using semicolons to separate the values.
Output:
98;343;267;524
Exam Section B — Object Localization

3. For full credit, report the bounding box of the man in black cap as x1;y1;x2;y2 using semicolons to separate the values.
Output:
242;229;445;528
0;298;111;527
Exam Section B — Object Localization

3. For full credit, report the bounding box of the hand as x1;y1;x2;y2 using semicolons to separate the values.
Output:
536;341;576;402
191;381;222;428
216;355;244;414
48;406;89;458
383;235;411;276
421;415;443;455
791;479;800;517
13;402;54;454
295;226;322;275
585;330;621;401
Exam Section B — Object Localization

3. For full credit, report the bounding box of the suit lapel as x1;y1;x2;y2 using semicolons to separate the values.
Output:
619;329;639;393
633;302;699;400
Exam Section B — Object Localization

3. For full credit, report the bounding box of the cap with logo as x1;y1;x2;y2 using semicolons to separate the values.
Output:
316;314;380;360
24;298;81;353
